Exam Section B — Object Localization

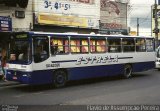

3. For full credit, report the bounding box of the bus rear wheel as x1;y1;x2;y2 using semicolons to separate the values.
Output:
123;64;132;79
53;70;67;88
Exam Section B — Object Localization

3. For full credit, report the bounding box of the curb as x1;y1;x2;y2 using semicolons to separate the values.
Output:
0;81;19;87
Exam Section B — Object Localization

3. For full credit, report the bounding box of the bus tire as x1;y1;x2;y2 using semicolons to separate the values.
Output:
53;70;67;88
123;64;132;79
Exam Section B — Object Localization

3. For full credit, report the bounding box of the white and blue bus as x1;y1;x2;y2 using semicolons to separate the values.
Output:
6;31;155;87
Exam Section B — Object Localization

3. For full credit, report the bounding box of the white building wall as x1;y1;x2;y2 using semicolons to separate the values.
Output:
0;0;33;31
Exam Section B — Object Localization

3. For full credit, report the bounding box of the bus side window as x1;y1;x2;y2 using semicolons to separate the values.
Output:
146;39;154;52
108;38;121;53
90;39;96;53
122;38;135;52
90;38;106;53
81;39;89;53
50;37;69;55
70;37;89;54
136;38;146;52
51;44;59;55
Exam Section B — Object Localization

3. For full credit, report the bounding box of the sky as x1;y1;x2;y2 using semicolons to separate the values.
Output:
129;0;154;36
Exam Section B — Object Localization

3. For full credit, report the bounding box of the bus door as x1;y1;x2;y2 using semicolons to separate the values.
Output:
32;36;49;70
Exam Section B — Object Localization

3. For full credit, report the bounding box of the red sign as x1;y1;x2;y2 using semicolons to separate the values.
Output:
101;23;122;29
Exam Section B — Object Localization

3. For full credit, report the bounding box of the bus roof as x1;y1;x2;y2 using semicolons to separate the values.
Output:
16;31;154;39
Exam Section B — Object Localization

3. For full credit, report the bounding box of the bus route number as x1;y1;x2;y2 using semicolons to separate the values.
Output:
46;63;60;68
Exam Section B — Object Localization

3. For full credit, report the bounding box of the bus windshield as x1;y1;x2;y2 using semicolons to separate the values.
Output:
9;33;31;64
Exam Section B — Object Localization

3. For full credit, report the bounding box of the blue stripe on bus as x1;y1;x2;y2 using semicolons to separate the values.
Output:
51;56;133;63
118;57;133;59
52;60;77;63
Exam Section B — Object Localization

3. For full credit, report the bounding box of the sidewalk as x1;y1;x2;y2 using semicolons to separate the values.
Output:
0;80;19;87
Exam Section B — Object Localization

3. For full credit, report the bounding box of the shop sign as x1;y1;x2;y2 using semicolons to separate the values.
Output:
38;14;88;28
0;16;12;32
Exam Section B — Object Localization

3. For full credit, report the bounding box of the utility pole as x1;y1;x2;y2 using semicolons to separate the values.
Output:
137;18;139;36
155;0;159;48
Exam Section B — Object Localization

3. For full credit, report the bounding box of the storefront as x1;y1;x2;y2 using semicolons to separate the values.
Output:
0;16;12;58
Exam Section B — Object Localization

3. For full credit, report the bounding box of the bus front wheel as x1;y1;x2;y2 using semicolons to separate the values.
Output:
123;64;132;79
53;70;67;88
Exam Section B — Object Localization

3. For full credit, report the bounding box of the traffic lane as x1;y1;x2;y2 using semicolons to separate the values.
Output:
0;69;159;105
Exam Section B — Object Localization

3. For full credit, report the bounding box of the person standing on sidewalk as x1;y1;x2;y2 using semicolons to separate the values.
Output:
1;49;7;81
0;49;4;80
1;56;7;81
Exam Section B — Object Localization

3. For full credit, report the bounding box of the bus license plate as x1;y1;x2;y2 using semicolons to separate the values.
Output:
13;77;17;80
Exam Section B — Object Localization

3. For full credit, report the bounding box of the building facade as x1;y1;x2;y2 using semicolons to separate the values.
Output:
0;0;128;51
0;0;129;33
0;0;32;32
0;0;32;52
32;0;100;33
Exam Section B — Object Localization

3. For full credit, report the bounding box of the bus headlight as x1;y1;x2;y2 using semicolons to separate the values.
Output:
7;71;11;74
22;73;31;78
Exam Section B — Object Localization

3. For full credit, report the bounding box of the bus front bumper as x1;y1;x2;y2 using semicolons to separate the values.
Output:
6;70;53;85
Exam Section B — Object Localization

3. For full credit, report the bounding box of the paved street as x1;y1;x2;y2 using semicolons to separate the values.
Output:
0;69;160;106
